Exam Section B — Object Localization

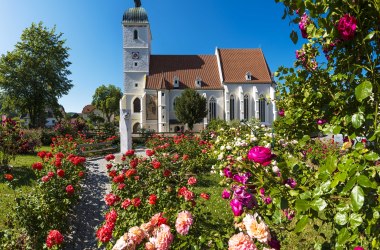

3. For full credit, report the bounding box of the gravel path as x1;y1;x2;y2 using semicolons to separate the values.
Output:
64;157;111;250
64;148;146;249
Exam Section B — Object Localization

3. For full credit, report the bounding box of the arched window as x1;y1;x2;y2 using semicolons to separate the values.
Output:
209;97;216;120
133;30;138;40
133;98;141;113
173;97;178;110
133;123;140;133
259;95;266;122
244;95;249;120
230;95;235;120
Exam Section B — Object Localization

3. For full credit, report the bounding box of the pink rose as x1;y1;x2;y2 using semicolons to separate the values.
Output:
278;109;285;117
187;176;197;186
337;14;357;41
230;198;243;216
175;211;194;235
247;146;274;166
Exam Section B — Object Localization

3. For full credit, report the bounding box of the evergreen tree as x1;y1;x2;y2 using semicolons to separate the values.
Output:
174;89;207;130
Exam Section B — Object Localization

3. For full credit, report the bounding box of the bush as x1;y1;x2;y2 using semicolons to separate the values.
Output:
18;129;42;154
41;129;57;146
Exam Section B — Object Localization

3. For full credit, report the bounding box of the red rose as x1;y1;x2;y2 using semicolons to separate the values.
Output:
118;183;126;190
109;170;117;177
66;185;75;195
121;199;131;209
4;174;13;181
106;163;113;170
125;150;135;156
148;194;157;205
47;171;55;178
57;169;65;178
146;149;155;157
247;146;275;166
121;156;126;161
45;152;54;159
187;177;197;186
157;216;167;226
78;171;85;178
129;158;138;168
132;197;141;207
200;193;210;200
105;154;115;161
112;174;125;183
37;151;46;159
183;190;195;201
105;193;120;206
42;176;51;182
46;230;64;248
55;152;65;159
125;169;137;178
182;154;189;161
163;169;171;177
32;162;43;171
152;159;161;169
54;158;62;168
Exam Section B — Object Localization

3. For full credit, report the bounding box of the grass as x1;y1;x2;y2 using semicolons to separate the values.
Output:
0;151;41;228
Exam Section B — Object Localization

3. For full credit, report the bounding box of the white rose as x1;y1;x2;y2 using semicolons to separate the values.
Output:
226;145;232;150
272;165;280;174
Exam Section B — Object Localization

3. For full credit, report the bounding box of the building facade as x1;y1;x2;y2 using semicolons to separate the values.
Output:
119;3;277;151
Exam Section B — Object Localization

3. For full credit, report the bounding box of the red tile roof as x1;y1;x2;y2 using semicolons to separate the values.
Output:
146;55;222;90
218;48;272;83
82;104;96;114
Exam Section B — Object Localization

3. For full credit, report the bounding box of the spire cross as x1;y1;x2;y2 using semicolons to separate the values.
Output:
134;0;141;7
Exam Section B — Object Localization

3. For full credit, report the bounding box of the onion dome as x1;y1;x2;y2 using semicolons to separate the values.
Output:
123;7;148;23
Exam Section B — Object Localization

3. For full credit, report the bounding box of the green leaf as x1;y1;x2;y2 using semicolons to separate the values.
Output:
351;185;364;212
355;81;372;102
352;113;365;129
311;198;327;212
363;31;377;41
294;216;309;233
349;213;363;228
290;30;298;44
333;125;342;134
334;212;348;225
337;228;350;245
365;152;380;161
357;175;373;188
295;199;310;212
342;176;357;193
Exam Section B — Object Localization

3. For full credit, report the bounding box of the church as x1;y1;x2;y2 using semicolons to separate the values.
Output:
119;1;277;151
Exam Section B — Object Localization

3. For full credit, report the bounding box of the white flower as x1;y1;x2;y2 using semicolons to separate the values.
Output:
218;153;224;160
291;140;298;144
243;213;271;243
226;145;232;150
236;156;242;161
272;165;280;174
265;143;271;148
261;124;266;128
250;137;258;142
220;146;225;151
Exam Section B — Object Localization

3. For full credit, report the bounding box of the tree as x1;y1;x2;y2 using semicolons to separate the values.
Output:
92;84;123;123
0;22;73;128
174;89;207;130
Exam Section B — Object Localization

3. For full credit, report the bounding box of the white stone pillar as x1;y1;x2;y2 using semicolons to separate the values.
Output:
270;85;277;123
224;85;230;121
120;94;132;152
202;93;208;129
252;86;259;119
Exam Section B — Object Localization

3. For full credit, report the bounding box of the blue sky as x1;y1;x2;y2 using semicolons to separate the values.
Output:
0;0;299;113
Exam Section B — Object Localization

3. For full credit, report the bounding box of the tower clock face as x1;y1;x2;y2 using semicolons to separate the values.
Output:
132;52;140;59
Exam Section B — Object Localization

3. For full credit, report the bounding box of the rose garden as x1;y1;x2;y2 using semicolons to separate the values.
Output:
1;0;379;249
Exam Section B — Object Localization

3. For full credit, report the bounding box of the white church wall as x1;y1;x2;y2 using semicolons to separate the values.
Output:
123;48;150;72
123;25;151;48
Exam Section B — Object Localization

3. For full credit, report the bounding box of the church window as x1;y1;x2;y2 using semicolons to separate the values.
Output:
209;97;216;120
135;83;138;87
259;95;266;122
173;97;178;109
134;62;138;67
133;30;138;40
244;95;249;120
195;77;202;88
133;98;141;113
162;92;165;96
230;95;235;120
246;72;252;81
133;122;140;133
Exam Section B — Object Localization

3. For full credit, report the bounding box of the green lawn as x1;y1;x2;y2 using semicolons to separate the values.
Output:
0;152;41;228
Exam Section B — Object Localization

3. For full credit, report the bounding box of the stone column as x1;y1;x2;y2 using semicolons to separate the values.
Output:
120;95;132;152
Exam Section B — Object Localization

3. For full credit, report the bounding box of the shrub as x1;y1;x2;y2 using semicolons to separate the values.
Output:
18;129;42;154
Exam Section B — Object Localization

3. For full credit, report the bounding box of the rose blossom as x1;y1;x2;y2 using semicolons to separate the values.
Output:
222;189;231;199
223;168;233;178
278;109;285;117
32;162;43;170
228;232;257;250
128;226;145;244
243;213;271;243
105;154;115;161
121;199;131;209
175;211;194;235
187;176;197;185
42;175;51;182
125;149;135;156
149;194;157;205
285;178;297;189
46;230;64;248
200;193;210;200
337;14;357;41
230;198;243;216
66;185;74;195
105;193;120;206
247;146;275;166
4;174;13;181
57;169;65;178
353;247;364;250
132;197;141;207
146;149;155;156
150;224;173;250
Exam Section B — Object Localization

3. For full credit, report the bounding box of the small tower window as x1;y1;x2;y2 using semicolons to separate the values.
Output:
173;76;179;88
133;98;141;113
245;72;252;81
133;30;138;40
195;77;202;88
135;83;138;87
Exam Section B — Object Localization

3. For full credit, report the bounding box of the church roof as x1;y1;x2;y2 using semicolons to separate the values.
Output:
123;7;149;23
146;55;222;90
218;48;272;83
145;49;273;90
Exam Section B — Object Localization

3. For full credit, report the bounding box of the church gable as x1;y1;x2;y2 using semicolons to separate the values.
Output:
218;48;272;83
145;55;222;90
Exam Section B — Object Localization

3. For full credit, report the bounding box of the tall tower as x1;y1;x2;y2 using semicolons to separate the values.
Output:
120;0;152;152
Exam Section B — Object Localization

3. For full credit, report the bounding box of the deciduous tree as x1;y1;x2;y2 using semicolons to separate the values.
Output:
92;84;123;123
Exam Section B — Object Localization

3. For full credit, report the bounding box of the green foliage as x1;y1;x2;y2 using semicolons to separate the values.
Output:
0;119;24;166
0;22;73;128
92;84;122;122
174;89;207;130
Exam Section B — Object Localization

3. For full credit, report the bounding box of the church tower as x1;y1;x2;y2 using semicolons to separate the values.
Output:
120;0;151;152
